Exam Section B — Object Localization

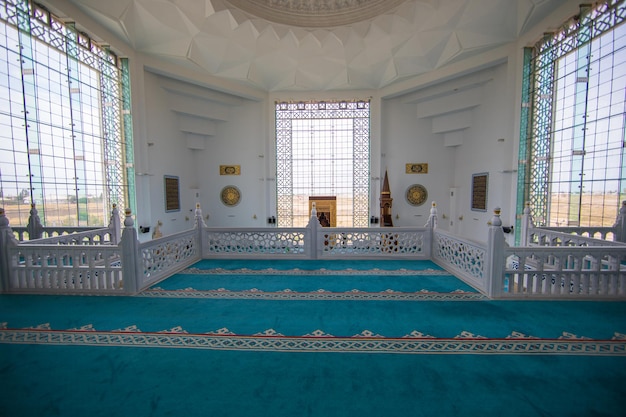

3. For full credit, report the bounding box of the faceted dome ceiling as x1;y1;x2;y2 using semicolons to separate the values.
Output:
59;0;571;92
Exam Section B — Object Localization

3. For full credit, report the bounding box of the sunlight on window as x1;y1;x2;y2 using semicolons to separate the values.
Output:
524;1;626;228
276;100;370;227
0;0;129;227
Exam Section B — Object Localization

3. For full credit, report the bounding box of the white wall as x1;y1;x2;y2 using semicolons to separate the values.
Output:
137;72;200;238
136;61;518;242
450;63;517;243
380;97;455;228
380;61;518;243
194;100;268;228
131;72;269;235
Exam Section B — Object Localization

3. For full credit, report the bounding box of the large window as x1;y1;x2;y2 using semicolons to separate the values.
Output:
519;0;626;230
275;100;370;227
0;0;134;227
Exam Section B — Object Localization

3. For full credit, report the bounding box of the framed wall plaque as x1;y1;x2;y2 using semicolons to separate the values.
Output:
220;165;241;175
406;163;428;174
471;173;488;212
164;175;180;212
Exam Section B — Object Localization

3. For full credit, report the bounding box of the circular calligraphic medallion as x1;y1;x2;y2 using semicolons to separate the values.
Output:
221;186;241;206
406;184;428;206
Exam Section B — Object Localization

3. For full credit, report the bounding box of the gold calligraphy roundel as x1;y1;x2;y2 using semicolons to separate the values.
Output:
406;184;428;206
220;185;241;206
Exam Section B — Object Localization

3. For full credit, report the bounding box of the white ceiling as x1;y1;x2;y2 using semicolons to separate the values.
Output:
54;0;571;92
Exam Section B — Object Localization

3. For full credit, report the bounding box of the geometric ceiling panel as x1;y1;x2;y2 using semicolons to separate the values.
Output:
50;0;572;92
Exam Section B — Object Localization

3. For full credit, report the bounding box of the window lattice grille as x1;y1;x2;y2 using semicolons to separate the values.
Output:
520;0;626;231
0;0;133;227
275;100;370;227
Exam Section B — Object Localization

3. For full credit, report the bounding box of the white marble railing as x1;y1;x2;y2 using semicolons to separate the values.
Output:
200;212;432;259
138;228;201;290
6;243;123;294
530;226;617;241
12;226;112;242
429;207;626;299
202;228;309;258
1;203;625;299
482;203;625;299
526;228;625;247
10;204;122;243
520;201;626;245
317;228;430;258
24;228;116;245
501;246;626;298
0;211;201;294
431;229;487;289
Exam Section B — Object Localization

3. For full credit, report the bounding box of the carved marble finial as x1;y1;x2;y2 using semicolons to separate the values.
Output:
490;207;502;227
124;208;134;227
0;208;8;227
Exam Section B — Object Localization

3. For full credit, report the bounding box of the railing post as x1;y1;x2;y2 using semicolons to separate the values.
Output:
424;201;437;258
120;208;141;294
520;202;533;246
194;203;207;257
0;208;18;293
613;200;626;243
307;202;319;259
26;203;43;240
485;207;506;298
424;201;438;229
108;204;122;244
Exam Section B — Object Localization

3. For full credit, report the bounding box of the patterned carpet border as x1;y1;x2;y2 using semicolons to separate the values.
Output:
140;288;487;301
181;267;451;276
1;324;625;355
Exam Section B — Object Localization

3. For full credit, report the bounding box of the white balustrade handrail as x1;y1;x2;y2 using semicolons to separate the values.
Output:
11;226;110;241
9;204;122;244
202;227;310;258
317;227;431;258
520;200;626;244
6;242;124;294
527;227;626;247
138;227;201;290
24;227;115;245
499;246;626;299
1;202;624;300
201;226;434;259
533;226;616;240
431;229;488;291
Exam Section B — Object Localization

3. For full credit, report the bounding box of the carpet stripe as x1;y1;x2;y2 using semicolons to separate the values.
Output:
140;288;487;301
182;267;452;276
1;327;625;355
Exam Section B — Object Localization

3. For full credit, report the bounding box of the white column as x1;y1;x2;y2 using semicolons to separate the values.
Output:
108;204;122;244
307;202;319;259
194;203;207;257
485;207;506;298
424;201;438;229
120;208;141;294
520;202;533;246
26;204;43;240
0;208;18;292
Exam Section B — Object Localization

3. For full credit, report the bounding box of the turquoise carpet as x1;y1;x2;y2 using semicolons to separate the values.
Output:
1;259;625;416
